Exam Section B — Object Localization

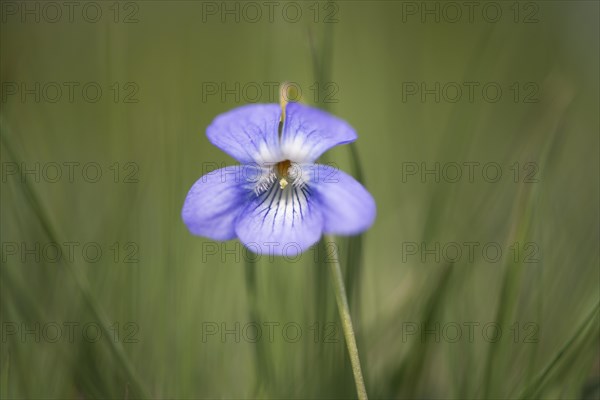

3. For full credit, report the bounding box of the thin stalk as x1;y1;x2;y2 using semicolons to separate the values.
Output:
517;300;600;399
324;235;368;400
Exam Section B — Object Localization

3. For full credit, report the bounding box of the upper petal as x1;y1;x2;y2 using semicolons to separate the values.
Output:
206;104;282;164
308;164;376;235
235;184;323;257
280;102;357;163
182;166;257;240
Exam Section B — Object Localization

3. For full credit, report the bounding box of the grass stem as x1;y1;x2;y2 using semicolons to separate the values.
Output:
325;235;368;400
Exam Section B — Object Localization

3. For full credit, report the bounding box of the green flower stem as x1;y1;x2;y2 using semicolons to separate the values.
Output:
324;235;368;400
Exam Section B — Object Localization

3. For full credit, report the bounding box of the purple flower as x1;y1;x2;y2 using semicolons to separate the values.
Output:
182;102;376;256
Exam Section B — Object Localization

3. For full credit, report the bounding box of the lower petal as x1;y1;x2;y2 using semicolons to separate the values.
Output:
235;185;323;257
182;166;254;240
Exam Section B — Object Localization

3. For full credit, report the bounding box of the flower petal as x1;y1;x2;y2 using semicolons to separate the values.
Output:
281;102;357;163
182;166;256;240
235;185;323;257
206;104;282;164
309;164;376;235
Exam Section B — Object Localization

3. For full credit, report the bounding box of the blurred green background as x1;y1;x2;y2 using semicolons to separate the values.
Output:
1;1;599;399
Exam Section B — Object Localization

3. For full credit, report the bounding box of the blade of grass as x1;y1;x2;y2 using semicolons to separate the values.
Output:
482;183;534;397
308;23;358;397
483;74;574;397
517;301;600;399
0;341;10;399
387;262;454;397
421;26;496;242
308;22;366;316
324;235;368;400
0;127;151;399
244;255;274;394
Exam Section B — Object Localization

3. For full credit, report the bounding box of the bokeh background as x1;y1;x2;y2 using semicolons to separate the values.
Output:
1;1;599;399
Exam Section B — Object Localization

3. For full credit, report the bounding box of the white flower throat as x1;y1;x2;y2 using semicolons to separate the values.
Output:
254;159;306;196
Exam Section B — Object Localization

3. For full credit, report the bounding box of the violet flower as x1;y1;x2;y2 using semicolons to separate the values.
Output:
182;102;376;256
